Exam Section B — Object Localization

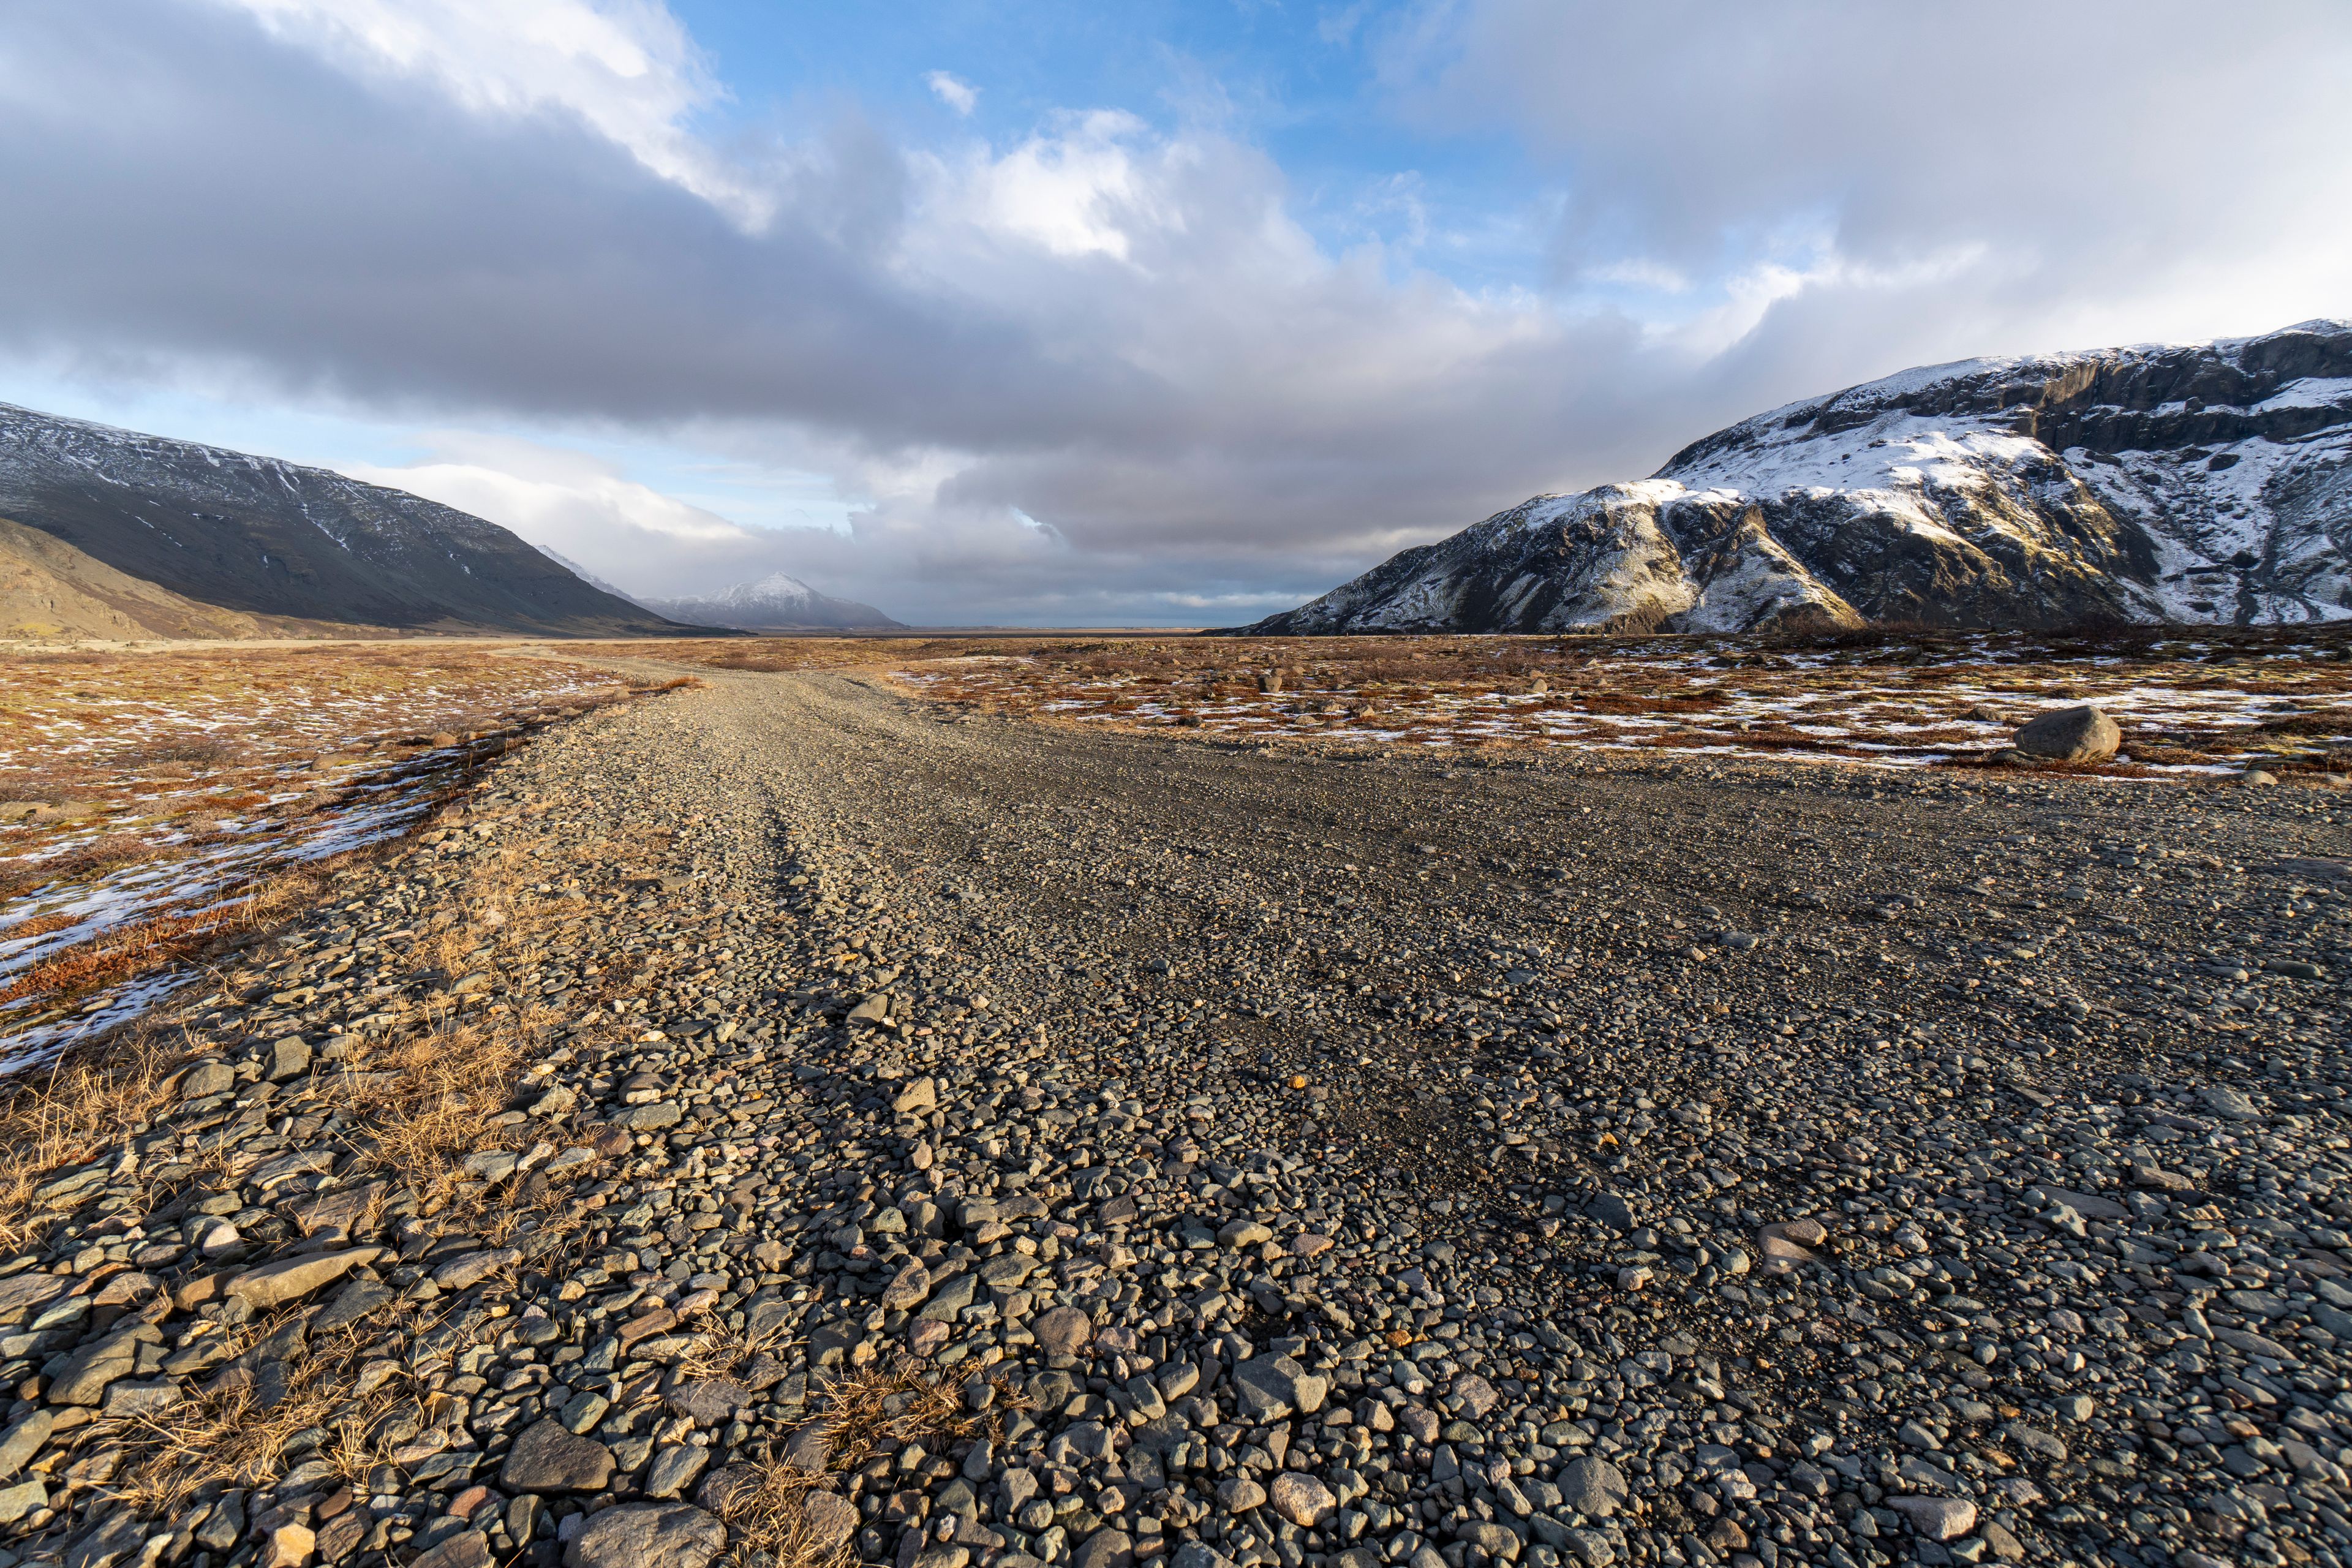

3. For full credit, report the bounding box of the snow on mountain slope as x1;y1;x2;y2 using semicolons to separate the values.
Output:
640;571;902;630
0;402;688;636
1244;319;2352;635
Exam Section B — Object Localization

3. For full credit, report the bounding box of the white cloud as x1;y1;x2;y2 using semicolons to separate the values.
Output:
343;435;773;597
923;110;1168;262
206;0;770;222
925;70;976;116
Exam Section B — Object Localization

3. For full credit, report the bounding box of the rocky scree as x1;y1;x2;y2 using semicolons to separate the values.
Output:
0;667;2342;1568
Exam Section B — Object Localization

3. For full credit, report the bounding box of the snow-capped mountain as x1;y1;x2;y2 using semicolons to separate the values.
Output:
640;571;901;631
0;402;685;636
1243;320;2352;635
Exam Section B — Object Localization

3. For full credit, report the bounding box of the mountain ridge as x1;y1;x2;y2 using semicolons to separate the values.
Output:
0;402;693;637
1238;318;2352;635
639;570;902;631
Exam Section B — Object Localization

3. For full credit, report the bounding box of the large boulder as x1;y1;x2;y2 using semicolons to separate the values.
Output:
2015;706;2121;763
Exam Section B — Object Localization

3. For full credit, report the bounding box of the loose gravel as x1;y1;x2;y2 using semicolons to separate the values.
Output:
0;665;2346;1568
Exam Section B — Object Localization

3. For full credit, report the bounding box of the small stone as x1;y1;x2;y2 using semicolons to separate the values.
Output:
665;1378;751;1426
695;1463;761;1515
258;1522;317;1568
2002;1421;2066;1463
800;1491;860;1551
412;1531;494;1568
1980;1522;2027;1562
1457;1523;1520;1562
180;1060;235;1100
1034;1306;1094;1357
100;1381;183;1419
1231;1355;1328;1420
1217;1477;1268;1514
1887;1496;1977;1540
1268;1472;1336;1528
2198;1085;2261;1121
2054;1394;2095;1422
880;1262;932;1311
892;1077;938;1114
266;1036;312;1082
1217;1219;1273;1250
2015;706;2120;763
1558;1455;1630;1519
646;1444;712;1500
1071;1529;1134;1568
0;1478;44;1526
782;1422;832;1473
228;1247;379;1311
564;1503;726;1568
1450;1374;1498;1419
1588;1193;1636;1232
432;1248;522;1292
502;1419;617;1492
47;1329;141;1406
0;1410;52;1480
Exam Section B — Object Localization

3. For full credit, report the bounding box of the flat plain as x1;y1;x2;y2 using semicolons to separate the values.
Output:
0;632;2345;1568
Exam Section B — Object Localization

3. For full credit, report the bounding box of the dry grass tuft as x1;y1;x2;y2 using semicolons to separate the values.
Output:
0;1025;196;1250
710;1359;1027;1568
110;1310;427;1517
709;1458;851;1568
812;1355;1023;1470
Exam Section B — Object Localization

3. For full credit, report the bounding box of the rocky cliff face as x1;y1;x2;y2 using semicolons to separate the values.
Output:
641;571;902;631
1244;319;2352;635
0;402;690;636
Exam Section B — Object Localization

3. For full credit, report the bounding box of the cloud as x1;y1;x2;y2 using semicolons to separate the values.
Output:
208;0;767;221
1376;1;2352;363
345;434;749;573
0;0;2346;625
925;70;977;116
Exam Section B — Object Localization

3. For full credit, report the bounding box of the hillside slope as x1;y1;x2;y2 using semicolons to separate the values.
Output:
1243;319;2352;634
0;402;694;636
0;516;303;639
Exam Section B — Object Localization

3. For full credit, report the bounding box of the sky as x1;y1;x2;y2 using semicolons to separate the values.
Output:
2;2;2350;627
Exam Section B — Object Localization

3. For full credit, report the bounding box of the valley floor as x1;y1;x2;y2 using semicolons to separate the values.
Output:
0;666;2346;1568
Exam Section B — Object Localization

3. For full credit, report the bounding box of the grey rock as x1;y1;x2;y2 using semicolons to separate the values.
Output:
179;1060;235;1100
0;1477;43;1526
1558;1455;1630;1519
502;1419;617;1491
2015;706;2121;763
1231;1354;1329;1420
266;1035;312;1080
432;1247;522;1292
1071;1529;1134;1568
2198;1086;2261;1121
47;1329;141;1406
565;1503;726;1568
1887;1496;1978;1540
1033;1305;1093;1357
799;1491;859;1551
0;1409;52;1480
646;1443;712;1499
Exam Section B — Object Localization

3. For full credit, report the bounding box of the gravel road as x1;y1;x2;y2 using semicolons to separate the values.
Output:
4;666;2348;1568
